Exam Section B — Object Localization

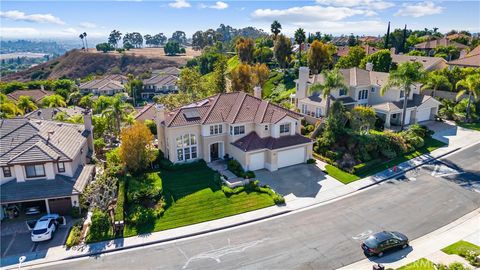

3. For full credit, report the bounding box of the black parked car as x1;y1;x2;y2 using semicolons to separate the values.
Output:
362;231;409;257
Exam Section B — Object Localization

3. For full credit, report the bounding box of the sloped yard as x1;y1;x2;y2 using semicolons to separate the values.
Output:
124;164;275;236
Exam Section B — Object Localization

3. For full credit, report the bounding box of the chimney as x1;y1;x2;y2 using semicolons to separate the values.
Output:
366;62;374;72
155;104;167;155
83;109;94;154
155;104;165;125
253;86;262;99
40;85;45;91
297;66;310;100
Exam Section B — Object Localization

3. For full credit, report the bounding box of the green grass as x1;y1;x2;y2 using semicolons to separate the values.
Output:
323;137;446;184
325;165;360;184
457;122;480;131
263;71;283;98
227;55;239;72
124;165;274;236
396;258;436;270
442;240;480;255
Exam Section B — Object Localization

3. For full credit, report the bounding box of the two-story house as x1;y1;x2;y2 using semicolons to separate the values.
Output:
141;74;179;100
0;111;95;217
155;89;313;172
79;74;127;96
295;66;441;128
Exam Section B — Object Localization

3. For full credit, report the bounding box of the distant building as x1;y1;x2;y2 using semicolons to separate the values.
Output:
152;67;181;76
447;45;480;68
7;89;54;103
391;53;448;72
141;74;179;100
413;38;468;56
335;45;381;61
134;103;156;122
79;74;127;96
24;106;84;121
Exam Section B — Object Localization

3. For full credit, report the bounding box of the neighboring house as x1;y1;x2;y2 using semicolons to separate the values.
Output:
24;106;84;121
447;45;480;68
7;89;54;103
330;36;350;46
391;53;448;72
413;38;469;55
294;66;441;128
79;75;127;96
134;103;156;122
141;74;179;100
0;111;95;216
292;43;310;54
358;36;383;44
155;90;313;172
152;67;181;76
335;45;380;61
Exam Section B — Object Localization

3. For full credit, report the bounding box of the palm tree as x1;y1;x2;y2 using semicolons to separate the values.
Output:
0;94;21;118
16;95;38;114
271;20;282;40
68;91;83;106
381;62;425;131
456;73;480;122
79;33;85;50
421;73;452;97
42;94;67;108
83;32;88;51
294;28;306;57
79;94;94;109
102;95;134;135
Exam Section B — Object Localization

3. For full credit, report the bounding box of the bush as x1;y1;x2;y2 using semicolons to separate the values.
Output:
307;158;316;164
127;173;162;203
448;262;469;270
88;208;111;242
70;206;81;218
381;148;397;159
272;194;285;205
245;171;256;179
128;205;156;226
114;180;126;221
227;159;248;178
66;225;82;248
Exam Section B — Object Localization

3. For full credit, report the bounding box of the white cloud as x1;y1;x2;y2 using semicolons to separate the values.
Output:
169;0;191;8
0;10;65;25
280;20;386;35
315;0;394;10
79;22;97;29
395;1;443;18
210;1;228;10
0;27;106;39
252;5;375;22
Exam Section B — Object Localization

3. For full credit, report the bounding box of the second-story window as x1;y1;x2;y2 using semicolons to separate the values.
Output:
358;90;368;100
230;125;245;135
209;124;223;135
339;88;347;96
280;123;290;134
400;90;405;99
25;164;46;178
57;162;65;173
2;166;12;177
315;108;322;118
301;104;307;114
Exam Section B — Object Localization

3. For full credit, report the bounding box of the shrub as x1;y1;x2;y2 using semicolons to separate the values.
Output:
66;225;82;248
381;148;397;159
227;159;247;178
128;205;156;226
70;206;81;218
114;180;126;222
272;194;285;205
448;262;468;270
245;171;256;179
127;173;162;203
88;208;111;242
307;158;316;164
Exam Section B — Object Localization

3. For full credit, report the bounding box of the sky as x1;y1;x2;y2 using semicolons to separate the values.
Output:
1;0;479;41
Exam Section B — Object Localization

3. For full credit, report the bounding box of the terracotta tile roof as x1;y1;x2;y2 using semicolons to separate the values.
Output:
448;54;480;68
312;67;389;87
467;45;480;57
414;38;468;50
391;54;447;71
7;89;54;102
336;45;380;57
164;92;302;128
232;132;312;152
134;103;156;121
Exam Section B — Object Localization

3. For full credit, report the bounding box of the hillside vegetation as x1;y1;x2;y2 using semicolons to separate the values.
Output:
1;49;186;82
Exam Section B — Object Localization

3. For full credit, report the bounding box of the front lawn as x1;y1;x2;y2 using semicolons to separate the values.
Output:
442;240;480;255
396;258;436;270
323;137;446;184
124;164;275;236
457;122;480;131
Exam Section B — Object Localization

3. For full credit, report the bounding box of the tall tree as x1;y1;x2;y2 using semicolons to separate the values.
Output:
170;31;187;45
421;73;452;98
381;62;425;131
309;69;348;118
307;40;331;74
270;20;282;40
251;63;270;88
274;34;292;69
360;49;392;72
79;33;85;50
16;95;38;113
119;122;157;173
102;95;134;135
384;21;391;49
42;94;67;108
0;94;21;118
455;74;480;122
212;56;227;93
83;32;88;51
125;75;143;106
294;28;306;56
108;30;122;48
235;37;254;63
230;64;253;93
347;33;358;46
178;67;204;98
335;46;366;69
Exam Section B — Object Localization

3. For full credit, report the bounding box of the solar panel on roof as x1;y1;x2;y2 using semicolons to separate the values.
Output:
183;108;200;120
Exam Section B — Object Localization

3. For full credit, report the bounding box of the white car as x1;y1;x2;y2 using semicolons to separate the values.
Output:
31;214;59;242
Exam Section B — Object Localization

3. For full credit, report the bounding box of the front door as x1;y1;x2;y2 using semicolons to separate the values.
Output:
210;143;219;161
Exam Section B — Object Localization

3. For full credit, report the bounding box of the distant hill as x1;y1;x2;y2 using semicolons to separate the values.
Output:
1;48;197;82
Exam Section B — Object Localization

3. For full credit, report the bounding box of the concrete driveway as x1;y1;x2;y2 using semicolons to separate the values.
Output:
423;120;480;147
255;163;344;198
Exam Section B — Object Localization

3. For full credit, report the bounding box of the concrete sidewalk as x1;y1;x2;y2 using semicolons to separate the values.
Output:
338;208;480;270
4;124;479;269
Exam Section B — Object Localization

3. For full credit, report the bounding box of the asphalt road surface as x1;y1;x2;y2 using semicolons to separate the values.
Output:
38;144;480;270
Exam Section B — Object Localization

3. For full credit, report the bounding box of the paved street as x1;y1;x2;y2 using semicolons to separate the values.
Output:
35;144;480;270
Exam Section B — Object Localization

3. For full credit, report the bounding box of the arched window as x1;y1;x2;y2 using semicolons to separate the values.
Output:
176;134;197;162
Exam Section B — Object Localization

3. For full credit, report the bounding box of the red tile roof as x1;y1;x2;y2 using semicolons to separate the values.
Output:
414;38;468;50
164;92;303;128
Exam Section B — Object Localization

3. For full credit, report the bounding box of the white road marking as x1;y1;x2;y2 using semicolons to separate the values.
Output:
181;238;269;269
352;230;373;241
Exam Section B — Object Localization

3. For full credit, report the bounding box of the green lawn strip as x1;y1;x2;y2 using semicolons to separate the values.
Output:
396;258;436;270
457;122;480;131
323;137;446;184
442;240;480;255
263;71;283;98
325;165;360;184
227;55;239;72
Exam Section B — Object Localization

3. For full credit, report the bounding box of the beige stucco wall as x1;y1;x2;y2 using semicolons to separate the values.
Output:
164;125;202;163
202;134;228;162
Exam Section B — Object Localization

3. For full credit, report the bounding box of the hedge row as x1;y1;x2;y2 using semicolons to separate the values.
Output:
114;179;126;222
221;180;285;205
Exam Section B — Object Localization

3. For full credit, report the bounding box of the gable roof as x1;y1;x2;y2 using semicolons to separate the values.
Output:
152;67;181;76
232;132;312;152
312;67;389;87
414;38;468;50
466;45;480;57
7;89;54;102
448;54;480;68
391;54;447;71
0;118;88;166
163;92;303;128
371;94;439;112
79;75;126;91
143;74;178;87
134;103;156;121
24;106;84;121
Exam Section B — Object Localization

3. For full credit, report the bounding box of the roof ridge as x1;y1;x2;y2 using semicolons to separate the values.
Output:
7;143;56;164
231;92;247;124
0;120;37;139
201;94;221;124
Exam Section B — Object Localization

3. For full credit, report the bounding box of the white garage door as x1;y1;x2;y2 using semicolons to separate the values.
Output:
277;147;305;168
416;108;431;122
249;152;265;171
